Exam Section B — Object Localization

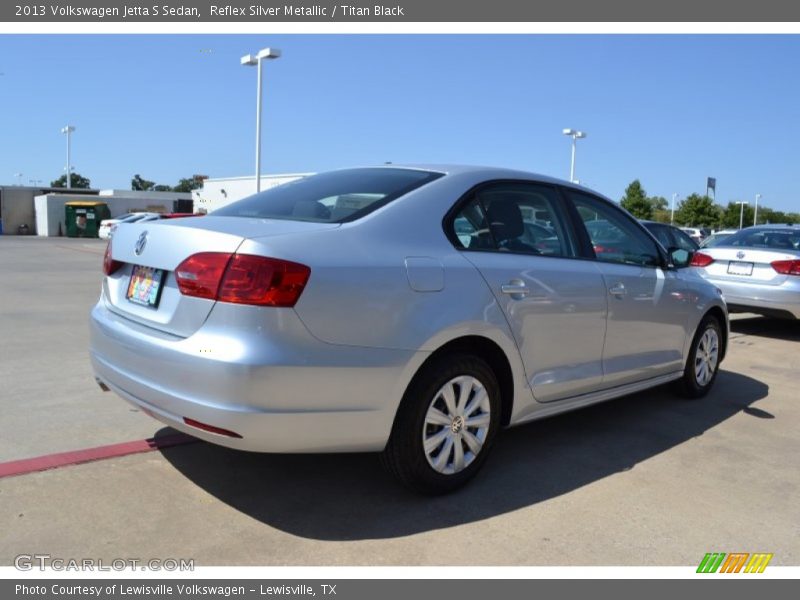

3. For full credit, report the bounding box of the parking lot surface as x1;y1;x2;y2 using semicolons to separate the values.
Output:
1;237;798;565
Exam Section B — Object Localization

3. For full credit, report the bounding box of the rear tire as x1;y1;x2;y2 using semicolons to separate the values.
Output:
381;354;501;495
675;314;722;399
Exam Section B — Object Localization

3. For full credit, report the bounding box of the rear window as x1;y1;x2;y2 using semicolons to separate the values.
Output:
721;228;800;250
213;168;443;223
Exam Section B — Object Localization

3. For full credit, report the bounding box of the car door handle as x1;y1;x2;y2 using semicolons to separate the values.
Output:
501;280;530;297
608;283;627;298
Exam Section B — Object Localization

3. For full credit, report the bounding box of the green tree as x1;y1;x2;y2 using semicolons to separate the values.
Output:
721;201;762;229
675;194;721;228
651;209;672;224
50;172;91;189
153;184;173;192
131;174;155;191
172;175;207;193
648;196;668;212
620;180;653;219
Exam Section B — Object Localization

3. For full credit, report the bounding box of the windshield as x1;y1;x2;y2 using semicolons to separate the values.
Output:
213;168;443;223
719;228;800;250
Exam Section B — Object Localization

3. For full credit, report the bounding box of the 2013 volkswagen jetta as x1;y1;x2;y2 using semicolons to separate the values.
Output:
90;165;728;494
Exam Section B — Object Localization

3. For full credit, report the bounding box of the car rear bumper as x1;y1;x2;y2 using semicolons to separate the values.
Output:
705;277;800;319
90;299;427;452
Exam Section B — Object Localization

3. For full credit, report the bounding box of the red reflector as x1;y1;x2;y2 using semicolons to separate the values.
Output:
174;252;310;307
690;252;715;267
183;417;243;439
771;259;800;275
103;240;122;275
174;252;232;300
218;254;311;307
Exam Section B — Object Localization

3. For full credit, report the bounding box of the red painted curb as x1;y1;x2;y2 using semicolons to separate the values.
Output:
0;433;198;479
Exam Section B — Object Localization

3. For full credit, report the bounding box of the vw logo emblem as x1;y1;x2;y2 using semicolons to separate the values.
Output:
134;231;148;256
736;251;745;259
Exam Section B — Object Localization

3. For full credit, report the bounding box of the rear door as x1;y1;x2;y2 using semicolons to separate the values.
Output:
565;190;691;386
449;181;608;402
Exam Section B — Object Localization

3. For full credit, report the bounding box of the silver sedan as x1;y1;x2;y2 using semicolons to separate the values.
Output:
90;165;728;494
690;225;800;319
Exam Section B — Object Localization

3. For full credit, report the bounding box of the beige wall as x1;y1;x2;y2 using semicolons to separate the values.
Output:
1;187;41;234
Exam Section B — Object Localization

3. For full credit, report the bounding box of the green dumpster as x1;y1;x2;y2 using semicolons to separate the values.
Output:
65;201;111;238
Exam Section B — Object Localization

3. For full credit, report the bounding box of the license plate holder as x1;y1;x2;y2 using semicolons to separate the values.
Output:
727;261;754;276
126;265;165;308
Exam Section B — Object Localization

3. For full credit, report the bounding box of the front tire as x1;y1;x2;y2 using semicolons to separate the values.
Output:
381;354;501;495
676;314;722;399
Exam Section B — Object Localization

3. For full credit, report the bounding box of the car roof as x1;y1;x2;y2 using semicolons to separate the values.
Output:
746;224;800;231
350;163;606;197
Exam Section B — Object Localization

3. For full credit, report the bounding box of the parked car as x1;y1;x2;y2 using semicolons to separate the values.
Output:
700;229;738;249
691;225;800;319
680;227;706;243
91;166;728;494
640;220;699;253
98;212;163;240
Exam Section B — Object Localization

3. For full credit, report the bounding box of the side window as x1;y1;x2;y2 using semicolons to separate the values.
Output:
567;191;662;267
449;183;575;257
451;198;493;250
649;224;673;249
672;228;699;252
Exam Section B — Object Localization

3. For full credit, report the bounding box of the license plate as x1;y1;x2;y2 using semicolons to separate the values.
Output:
727;261;754;276
126;265;164;308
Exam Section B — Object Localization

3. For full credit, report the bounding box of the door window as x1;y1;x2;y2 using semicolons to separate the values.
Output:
450;183;576;258
568;192;662;267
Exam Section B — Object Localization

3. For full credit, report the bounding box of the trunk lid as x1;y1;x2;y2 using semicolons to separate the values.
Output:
698;246;800;286
104;216;338;337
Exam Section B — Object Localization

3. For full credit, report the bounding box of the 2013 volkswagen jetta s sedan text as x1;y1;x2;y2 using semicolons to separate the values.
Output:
90;165;728;494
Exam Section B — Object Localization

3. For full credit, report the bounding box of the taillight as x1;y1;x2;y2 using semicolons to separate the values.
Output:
174;252;311;307
690;252;715;267
103;240;122;275
218;254;310;306
174;252;231;300
770;259;800;275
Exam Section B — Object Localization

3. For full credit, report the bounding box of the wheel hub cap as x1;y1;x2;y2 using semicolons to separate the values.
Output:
422;375;492;475
694;327;720;386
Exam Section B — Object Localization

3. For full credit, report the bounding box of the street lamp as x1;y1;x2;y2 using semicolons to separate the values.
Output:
562;128;587;183
14;172;23;185
60;125;76;189
736;201;749;230
754;194;762;226
241;47;281;193
671;193;678;225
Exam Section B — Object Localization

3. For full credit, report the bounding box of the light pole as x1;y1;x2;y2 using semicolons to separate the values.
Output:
562;128;586;183
754;194;761;226
60;125;75;188
14;172;23;185
241;47;281;193
671;193;678;225
736;201;749;230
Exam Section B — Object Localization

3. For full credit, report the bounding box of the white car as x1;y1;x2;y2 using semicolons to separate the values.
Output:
98;213;162;240
680;227;706;243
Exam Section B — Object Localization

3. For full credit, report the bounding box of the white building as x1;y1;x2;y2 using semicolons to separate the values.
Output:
195;173;312;213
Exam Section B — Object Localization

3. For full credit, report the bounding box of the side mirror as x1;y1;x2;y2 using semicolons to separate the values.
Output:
669;247;692;269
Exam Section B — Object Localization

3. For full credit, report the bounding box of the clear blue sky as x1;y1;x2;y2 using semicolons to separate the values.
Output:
1;34;798;211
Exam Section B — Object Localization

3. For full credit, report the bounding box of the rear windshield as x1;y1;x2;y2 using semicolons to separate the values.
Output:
720;228;800;250
213;168;443;223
